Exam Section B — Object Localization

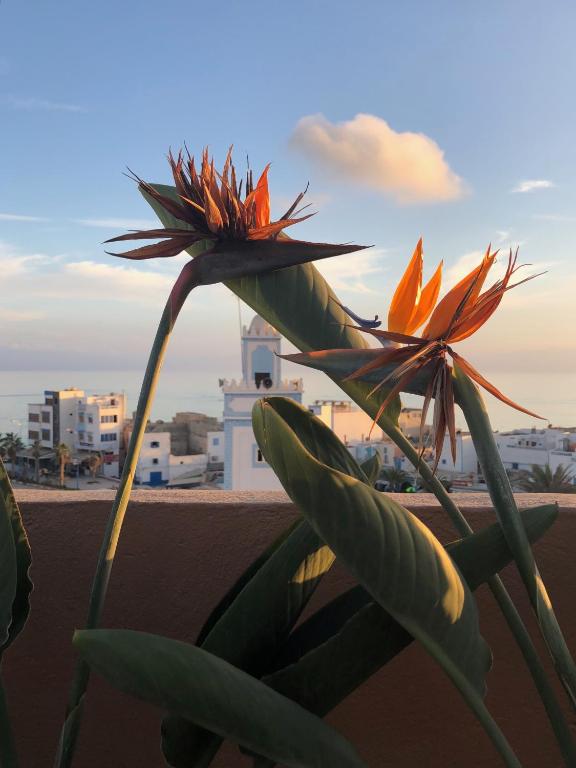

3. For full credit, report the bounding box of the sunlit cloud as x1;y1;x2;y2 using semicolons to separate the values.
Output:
315;248;387;294
290;113;466;204
511;179;555;193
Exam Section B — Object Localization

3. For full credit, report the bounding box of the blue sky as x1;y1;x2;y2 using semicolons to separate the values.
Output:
1;0;575;428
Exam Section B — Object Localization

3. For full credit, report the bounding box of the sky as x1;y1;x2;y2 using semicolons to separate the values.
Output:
0;0;575;430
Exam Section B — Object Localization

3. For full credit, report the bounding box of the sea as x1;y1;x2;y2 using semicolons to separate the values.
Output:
0;369;574;438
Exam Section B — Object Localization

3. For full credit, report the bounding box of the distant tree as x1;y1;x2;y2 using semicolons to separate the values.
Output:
514;464;576;493
380;467;411;492
87;452;103;479
56;443;71;488
0;432;25;475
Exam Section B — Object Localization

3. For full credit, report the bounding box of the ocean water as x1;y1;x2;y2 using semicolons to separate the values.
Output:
0;368;574;438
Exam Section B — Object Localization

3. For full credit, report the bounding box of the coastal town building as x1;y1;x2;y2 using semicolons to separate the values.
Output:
220;314;303;490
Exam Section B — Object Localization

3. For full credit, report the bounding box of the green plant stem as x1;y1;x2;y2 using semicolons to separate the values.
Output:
55;264;200;768
0;672;18;768
454;365;576;711
352;403;576;766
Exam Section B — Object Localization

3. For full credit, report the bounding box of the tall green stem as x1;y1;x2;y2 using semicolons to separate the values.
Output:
55;262;200;768
0;672;17;768
348;390;576;766
454;365;576;711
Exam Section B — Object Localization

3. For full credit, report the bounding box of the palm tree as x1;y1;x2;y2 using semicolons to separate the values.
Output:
380;467;411;492
55;443;71;488
514;464;576;493
31;440;42;483
0;432;25;476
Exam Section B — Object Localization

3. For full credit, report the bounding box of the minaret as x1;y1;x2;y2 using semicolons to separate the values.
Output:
221;314;303;490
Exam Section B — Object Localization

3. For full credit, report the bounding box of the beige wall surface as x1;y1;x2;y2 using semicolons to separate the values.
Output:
4;491;576;768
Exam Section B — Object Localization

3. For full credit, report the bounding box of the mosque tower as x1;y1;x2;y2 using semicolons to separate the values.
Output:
221;314;303;490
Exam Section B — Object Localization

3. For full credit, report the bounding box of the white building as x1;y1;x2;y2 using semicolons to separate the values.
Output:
221;315;303;490
435;431;479;477
27;388;127;479
75;393;126;477
494;427;576;481
27;388;85;450
134;431;207;487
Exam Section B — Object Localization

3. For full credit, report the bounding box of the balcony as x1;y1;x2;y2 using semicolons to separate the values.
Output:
4;491;576;767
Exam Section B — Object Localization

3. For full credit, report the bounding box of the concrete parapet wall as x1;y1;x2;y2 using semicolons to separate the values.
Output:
5;491;576;767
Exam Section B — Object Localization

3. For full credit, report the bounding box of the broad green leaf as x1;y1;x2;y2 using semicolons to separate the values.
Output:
264;504;558;717
196;518;302;647
360;453;382;485
0;461;18;648
454;365;576;709
252;397;492;699
142;184;401;426
74;630;366;768
162;400;370;767
0;458;32;654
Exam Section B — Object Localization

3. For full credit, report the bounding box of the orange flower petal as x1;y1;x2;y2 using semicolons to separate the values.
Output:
388;239;423;333
253;163;271;228
423;246;496;339
405;260;443;335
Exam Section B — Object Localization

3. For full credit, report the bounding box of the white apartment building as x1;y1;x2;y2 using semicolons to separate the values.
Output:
75;393;126;477
27;388;85;450
134;431;207;487
207;431;225;465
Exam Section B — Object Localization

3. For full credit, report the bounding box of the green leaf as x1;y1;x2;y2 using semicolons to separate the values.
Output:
264;504;558;717
252;397;491;698
282;348;431;397
454;364;576;709
74;629;367;768
0;458;32;655
360;453;381;485
162;401;369;767
142;184;401;426
196;518;302;648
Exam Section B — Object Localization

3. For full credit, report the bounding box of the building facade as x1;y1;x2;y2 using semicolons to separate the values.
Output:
221;315;303;490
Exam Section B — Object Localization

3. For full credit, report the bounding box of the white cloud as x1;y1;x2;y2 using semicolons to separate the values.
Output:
511;179;555;193
64;261;173;302
1;95;86;113
0;213;49;223
0;308;44;322
290;113;466;204
74;217;158;230
314;247;386;293
534;213;576;223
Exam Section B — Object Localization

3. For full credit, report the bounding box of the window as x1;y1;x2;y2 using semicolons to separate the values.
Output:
512;462;519;470
41;411;50;423
28;430;39;440
101;433;117;443
29;413;39;423
41;429;50;441
213;437;220;446
150;440;160;448
101;415;118;424
152;458;159;465
78;413;85;423
88;415;93;424
257;449;263;462
441;458;447;465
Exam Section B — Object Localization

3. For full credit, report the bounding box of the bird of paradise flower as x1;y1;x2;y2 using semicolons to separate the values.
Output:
287;239;544;468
